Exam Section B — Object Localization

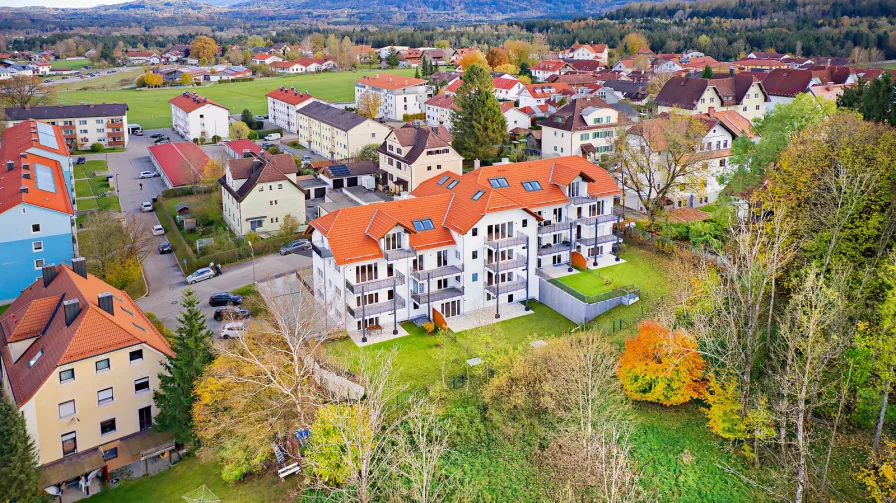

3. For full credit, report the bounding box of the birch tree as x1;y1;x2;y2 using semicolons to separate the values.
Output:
392;400;455;503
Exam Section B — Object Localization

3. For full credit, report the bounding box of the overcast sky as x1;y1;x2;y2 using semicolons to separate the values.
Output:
0;0;131;6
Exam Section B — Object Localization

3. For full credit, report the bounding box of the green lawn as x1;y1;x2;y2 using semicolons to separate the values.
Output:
74;165;90;179
75;179;92;197
58;69;418;130
97;195;122;211
84;160;108;174
83;456;294;503
556;259;645;296
73;147;126;155
51;58;89;69
53;68;142;92
76;198;99;210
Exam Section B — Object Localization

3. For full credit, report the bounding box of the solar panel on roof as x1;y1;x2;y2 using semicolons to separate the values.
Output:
329;165;351;177
35;122;59;150
34;164;57;193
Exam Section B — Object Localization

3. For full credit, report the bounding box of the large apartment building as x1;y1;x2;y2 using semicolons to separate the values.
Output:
654;74;769;123
354;74;431;121
309;156;622;337
0;260;174;490
266;86;318;133
4;103;130;150
0;120;76;303
169;92;230;142
296;101;391;160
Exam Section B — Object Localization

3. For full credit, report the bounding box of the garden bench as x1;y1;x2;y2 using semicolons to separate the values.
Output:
278;462;301;480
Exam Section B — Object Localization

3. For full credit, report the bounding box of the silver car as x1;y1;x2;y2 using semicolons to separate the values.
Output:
186;267;215;285
279;239;310;255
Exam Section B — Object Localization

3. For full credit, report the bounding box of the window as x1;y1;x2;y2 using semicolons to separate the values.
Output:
78;120;87;125
103;447;118;460
412;219;435;231
32;241;43;252
755;105;761;110
28;349;43;368
95;358;110;373
278;183;283;189
259;186;264;192
100;418;116;435
472;250;478;260
33;258;45;270
31;223;41;233
522;218;528;227
134;377;150;394
488;177;509;188
472;273;479;282
447;180;459;189
98;387;114;406
129;349;143;362
59;369;74;383
472;227;478;237
436;175;449;185
58;400;76;418
96;119;103;124
472;190;485;201
522;180;542;192
62;432;77;456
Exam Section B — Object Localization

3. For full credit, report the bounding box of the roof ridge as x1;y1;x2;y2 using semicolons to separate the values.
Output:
364;208;379;238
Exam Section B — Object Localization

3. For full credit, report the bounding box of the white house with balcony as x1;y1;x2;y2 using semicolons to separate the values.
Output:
168;92;230;142
355;73;432;121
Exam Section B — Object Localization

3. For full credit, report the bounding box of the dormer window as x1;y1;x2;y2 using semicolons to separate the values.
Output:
488;177;509;188
28;349;43;368
412;219;435;231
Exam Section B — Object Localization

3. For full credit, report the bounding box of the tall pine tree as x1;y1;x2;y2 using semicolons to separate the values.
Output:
153;288;214;445
701;64;714;78
0;397;41;503
449;64;507;163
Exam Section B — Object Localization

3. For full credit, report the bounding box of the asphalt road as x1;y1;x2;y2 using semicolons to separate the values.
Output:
84;129;313;330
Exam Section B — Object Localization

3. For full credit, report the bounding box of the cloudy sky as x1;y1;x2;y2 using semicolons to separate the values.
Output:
0;0;131;6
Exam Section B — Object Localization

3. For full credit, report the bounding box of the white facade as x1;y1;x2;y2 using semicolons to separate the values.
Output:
354;75;433;121
503;107;531;132
221;162;306;236
266;92;318;134
6;110;130;150
170;100;230;142
425;102;454;129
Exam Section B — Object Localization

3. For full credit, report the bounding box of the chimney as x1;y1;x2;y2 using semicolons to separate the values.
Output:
58;103;63;108
72;257;87;278
89;103;94;108
707;107;715;113
63;298;80;326
6;160;13;172
473;159;481;169
41;263;56;287
24;105;30;110
98;292;114;315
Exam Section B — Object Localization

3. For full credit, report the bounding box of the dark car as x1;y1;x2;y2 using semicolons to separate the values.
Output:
154;136;170;144
279;239;311;255
75;157;86;165
150;133;164;139
158;241;173;254
208;292;243;307
213;306;251;321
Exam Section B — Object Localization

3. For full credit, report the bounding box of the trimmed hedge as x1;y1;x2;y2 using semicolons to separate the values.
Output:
256;127;284;138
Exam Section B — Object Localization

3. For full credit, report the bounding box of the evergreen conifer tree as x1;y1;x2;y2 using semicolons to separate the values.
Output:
449;64;508;162
153;288;214;445
0;397;41;503
701;64;714;78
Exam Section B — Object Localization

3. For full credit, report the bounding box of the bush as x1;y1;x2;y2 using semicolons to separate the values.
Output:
423;322;436;334
267;145;281;155
90;143;105;153
247;130;258;140
211;135;221;143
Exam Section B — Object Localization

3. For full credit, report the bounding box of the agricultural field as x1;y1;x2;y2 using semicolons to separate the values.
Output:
56;68;418;130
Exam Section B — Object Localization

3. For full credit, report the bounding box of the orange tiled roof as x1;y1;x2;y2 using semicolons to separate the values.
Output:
0;120;73;217
169;92;228;113
0;265;173;406
522;83;573;98
357;73;428;91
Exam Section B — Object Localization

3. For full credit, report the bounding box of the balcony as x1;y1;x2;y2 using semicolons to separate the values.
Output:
106;120;122;127
484;232;528;250
577;234;622;247
486;280;527;296
109;140;125;147
384;247;415;261
569;195;598;205
107;130;122;137
537;220;573;235
412;286;464;305
485;257;527;273
312;242;334;258
576;214;620;226
345;271;405;295
346;295;406;319
537;242;571;256
410;264;463;282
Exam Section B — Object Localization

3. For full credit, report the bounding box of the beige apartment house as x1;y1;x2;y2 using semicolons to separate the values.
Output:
4;103;130;150
377;124;462;192
654;74;769;123
296;101;391;161
220;151;306;235
0;260;174;491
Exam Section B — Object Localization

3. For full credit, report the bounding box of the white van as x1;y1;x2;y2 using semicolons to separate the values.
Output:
264;133;281;141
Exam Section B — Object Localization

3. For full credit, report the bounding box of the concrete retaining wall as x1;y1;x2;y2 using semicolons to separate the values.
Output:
537;277;637;325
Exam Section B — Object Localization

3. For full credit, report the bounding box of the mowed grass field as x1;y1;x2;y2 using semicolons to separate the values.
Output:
56;68;418;130
51;58;90;69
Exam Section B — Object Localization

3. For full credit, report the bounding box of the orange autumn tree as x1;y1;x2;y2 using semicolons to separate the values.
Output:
617;320;706;406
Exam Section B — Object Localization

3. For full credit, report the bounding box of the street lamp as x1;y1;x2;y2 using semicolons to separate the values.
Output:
247;240;257;283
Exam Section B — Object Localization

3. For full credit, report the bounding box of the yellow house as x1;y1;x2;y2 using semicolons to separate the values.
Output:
0;259;174;491
655;74;769;124
377;124;463;192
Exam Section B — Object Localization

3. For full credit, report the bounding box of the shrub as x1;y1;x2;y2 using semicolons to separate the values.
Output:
211;134;221;143
423;322;436;334
192;138;200;144
247;130;258;140
617;320;706;406
267;145;281;155
90;142;105;153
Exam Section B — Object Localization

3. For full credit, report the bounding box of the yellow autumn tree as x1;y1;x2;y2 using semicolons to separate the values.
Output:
459;49;490;72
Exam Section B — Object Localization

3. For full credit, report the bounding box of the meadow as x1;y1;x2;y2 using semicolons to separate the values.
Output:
56;68;418;130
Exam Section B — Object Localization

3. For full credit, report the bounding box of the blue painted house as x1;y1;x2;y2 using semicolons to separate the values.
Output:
0;120;75;303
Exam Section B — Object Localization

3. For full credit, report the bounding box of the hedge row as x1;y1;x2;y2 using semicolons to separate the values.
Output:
256;127;284;138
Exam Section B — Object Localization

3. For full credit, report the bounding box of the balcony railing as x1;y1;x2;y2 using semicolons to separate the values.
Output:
486;280;527;296
485;232;528;250
411;286;464;305
485;257;527;273
537;219;573;235
410;264;463;282
576;214;620;226
345;270;405;295
346;295;406;319
312;243;334;258
383;247;415;261
537;242;571;256
569;195;598;205
576;234;622;247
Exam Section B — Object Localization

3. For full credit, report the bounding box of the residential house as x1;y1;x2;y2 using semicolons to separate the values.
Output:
398;49;424;68
654;74;768;123
502;103;532;132
224;139;261;159
809;82;848;101
652;57;684;73
377;124;461;192
4;103;129;150
760;68;813;111
308;156;622;337
734;58;789;72
168;92;230;142
540;97;630;161
600;79;647;103
746;51;788;60
216;66;253;81
0;260;175;491
0;120;75;303
564;43;609;64
612;59;635;73
565;60;604;73
517;83;573;109
125;51;159;65
296;101;391;160
423;49;455;66
376;46;410;60
354;74;432;121
251;54;281;66
424;94;459;129
530;60;571;82
147;142;211;189
493;77;525;101
266;87;319;134
27;61;51;75
220;151;306;235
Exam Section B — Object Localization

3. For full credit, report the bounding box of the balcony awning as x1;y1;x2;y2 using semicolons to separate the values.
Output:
580;143;597;154
40;449;105;488
118;428;175;460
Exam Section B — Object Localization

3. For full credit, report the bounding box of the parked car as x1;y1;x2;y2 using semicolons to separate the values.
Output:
213;306;251;321
154;136;170;144
208;292;243;307
220;322;246;339
158;241;173;254
279;239;311;255
138;170;158;179
141;202;154;212
45;79;55;83
264;133;281;141
301;155;313;163
186;267;215;285
151;224;165;236
150;133;164;139
254;115;265;121
261;142;273;150
75;157;86;165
